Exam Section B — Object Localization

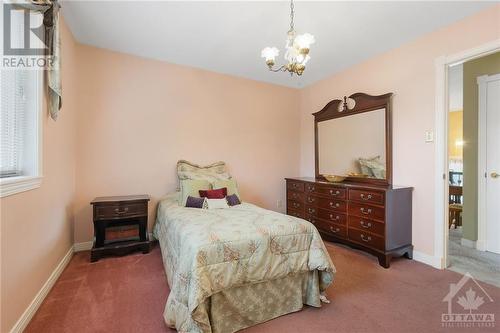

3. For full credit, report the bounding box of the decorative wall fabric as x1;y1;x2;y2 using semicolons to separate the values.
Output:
16;0;62;120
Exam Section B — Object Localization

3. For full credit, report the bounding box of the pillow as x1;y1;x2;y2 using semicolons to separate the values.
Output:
185;196;207;209
199;187;227;199
226;194;241;206
180;179;212;206
206;198;229;209
212;179;239;197
177;160;231;183
358;156;381;176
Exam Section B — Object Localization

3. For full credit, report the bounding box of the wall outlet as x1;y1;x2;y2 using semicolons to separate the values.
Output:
425;130;434;143
276;199;283;209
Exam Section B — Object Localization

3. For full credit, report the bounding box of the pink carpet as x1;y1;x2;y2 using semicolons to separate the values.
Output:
26;242;500;333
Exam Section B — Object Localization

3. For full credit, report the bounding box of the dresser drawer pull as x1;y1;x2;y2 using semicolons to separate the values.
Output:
360;194;372;201
360;208;372;215
329;202;340;208
292;183;298;188
292;193;299;199
292;202;300;209
329;214;340;221
360;221;372;229
308;197;315;203
308;208;316;214
308;218;316;224
360;234;372;242
308;185;315;192
114;207;129;214
330;226;340;233
330;189;341;196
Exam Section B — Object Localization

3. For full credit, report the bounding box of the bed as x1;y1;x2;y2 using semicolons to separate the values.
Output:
153;192;336;333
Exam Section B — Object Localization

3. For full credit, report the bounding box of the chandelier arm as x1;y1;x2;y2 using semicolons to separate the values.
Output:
268;65;287;73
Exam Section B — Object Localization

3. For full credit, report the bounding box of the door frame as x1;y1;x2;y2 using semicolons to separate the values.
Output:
477;73;500;252
434;40;500;269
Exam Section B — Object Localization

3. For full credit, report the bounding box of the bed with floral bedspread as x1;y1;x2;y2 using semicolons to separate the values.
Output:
153;193;335;333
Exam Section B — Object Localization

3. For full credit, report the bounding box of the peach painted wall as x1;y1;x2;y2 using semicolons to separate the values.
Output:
73;46;300;243
299;5;500;257
0;19;79;332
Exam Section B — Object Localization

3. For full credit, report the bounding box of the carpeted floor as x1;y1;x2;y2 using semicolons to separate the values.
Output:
448;228;500;287
26;242;500;333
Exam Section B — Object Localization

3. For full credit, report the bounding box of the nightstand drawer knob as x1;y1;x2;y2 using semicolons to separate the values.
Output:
114;207;129;214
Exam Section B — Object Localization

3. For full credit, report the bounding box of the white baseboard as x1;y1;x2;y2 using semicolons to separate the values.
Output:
413;250;443;269
9;247;73;333
475;239;486;251
461;238;476;249
73;241;93;252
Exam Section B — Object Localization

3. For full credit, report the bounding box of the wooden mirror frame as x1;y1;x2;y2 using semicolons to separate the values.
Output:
313;92;393;186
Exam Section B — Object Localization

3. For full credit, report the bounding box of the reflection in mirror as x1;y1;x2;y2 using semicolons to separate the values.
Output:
318;108;386;179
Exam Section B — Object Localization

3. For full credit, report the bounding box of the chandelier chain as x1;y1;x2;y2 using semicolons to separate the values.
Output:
289;0;295;33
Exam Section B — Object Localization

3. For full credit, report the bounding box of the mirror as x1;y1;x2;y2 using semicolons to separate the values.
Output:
313;93;392;185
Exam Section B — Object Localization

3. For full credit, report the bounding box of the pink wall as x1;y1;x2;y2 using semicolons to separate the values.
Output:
299;5;500;256
0;19;79;332
73;46;300;243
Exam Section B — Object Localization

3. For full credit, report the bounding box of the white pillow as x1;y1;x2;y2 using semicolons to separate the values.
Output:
206;198;229;209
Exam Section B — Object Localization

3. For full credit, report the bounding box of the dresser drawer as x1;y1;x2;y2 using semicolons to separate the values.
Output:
288;209;305;219
317;197;347;212
348;228;385;251
305;183;347;199
287;200;304;212
305;216;347;239
287;190;305;202
95;202;147;220
287;181;304;192
319;210;347;225
348;216;385;236
349;189;384;205
305;206;347;225
348;202;385;221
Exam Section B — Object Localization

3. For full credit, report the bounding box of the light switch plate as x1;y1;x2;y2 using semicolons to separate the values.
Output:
276;199;283;209
425;130;434;143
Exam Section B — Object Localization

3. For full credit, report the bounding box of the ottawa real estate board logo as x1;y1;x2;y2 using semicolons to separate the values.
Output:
442;272;495;328
2;2;53;69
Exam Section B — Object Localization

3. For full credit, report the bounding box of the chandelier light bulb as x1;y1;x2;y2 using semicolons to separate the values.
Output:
294;33;315;50
261;47;280;65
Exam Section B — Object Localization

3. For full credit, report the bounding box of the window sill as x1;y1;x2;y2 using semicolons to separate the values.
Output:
0;176;42;198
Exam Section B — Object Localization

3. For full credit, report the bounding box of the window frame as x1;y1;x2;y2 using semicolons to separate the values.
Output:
0;69;43;198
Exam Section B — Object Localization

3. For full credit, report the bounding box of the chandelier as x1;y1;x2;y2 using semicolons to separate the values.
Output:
261;0;315;76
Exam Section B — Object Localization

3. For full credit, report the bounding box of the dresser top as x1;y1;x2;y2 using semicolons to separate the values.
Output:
91;194;150;204
285;177;412;191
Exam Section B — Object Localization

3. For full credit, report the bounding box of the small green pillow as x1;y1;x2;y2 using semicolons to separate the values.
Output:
212;179;239;197
180;179;212;206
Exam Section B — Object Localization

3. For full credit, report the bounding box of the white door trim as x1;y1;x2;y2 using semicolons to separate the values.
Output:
477;73;500;252
434;39;500;269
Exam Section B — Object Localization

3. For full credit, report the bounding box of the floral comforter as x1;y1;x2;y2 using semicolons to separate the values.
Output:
153;194;335;333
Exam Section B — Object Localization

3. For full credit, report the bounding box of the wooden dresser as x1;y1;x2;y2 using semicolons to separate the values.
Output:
286;177;412;268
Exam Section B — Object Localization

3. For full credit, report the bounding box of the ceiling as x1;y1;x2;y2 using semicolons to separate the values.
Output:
62;1;493;88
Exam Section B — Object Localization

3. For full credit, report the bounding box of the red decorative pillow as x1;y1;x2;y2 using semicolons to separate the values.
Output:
199;187;227;199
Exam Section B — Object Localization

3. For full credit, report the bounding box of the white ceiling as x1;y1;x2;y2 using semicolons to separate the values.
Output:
61;1;493;88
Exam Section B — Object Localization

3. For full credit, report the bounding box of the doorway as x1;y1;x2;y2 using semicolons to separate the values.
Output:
445;52;500;287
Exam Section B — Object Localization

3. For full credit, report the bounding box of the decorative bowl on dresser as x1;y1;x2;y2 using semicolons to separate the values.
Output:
90;194;151;262
287;92;413;268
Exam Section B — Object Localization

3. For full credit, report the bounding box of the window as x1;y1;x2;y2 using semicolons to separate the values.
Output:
0;11;42;197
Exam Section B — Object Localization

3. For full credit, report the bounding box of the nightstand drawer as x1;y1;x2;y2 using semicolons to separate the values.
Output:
94;202;147;220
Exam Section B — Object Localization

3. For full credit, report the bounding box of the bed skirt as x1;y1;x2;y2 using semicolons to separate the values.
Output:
187;270;321;333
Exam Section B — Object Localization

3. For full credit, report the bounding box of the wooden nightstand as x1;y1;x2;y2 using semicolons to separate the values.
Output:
90;194;151;262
